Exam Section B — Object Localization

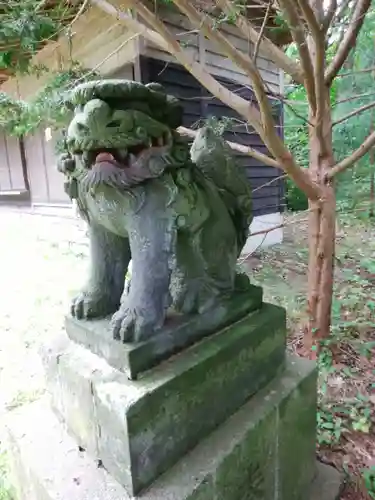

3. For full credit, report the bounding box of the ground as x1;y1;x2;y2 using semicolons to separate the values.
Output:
0;208;374;499
242;212;375;500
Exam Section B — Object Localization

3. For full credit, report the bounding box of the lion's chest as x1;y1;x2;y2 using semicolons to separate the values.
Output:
82;187;135;237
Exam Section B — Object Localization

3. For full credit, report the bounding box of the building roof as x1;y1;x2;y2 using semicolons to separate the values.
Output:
0;0;292;85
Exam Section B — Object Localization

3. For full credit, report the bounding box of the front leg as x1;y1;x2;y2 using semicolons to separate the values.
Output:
111;185;175;343
72;223;131;319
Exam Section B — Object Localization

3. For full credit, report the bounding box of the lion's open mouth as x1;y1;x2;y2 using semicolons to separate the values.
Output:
73;134;169;170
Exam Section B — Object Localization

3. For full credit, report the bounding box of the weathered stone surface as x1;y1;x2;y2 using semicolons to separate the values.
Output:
215;410;276;500
65;285;263;379
42;338;116;459
44;303;286;495
6;355;330;500
39;334;70;417
279;354;318;499
96;303;286;495
5;398;129;500
310;462;343;500
60;79;255;345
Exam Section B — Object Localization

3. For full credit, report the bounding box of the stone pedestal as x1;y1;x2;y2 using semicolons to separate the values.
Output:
5;300;343;500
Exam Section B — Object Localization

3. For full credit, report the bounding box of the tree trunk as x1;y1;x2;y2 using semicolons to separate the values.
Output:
370;120;374;218
305;94;336;356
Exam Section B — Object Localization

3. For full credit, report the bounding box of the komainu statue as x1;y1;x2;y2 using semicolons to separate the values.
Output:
58;80;253;343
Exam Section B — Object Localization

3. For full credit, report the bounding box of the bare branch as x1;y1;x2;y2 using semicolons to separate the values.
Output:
297;0;321;37
217;0;304;84
171;0;323;201
249;224;284;237
253;0;272;63
297;0;327;154
332;101;375;127
328;131;375;179
171;0;277;134
335;91;375;105
252;174;287;192
70;0;89;26
336;65;375;78
278;0;317;111
178;126;280;167
325;0;372;86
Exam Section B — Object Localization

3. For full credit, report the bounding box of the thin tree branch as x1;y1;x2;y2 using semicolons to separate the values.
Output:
252;174;287;192
69;0;89;26
335;65;375;78
171;0;323;201
327;131;375;179
332;101;375;127
249;223;284;237
253;0;272;63
335;91;375;105
297;0;326;154
171;0;276;133
178;126;280;167
216;0;304;84
278;0;317;111
325;0;372;86
297;0;321;36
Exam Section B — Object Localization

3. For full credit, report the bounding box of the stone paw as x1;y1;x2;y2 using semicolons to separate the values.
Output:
110;308;155;343
57;153;75;174
71;292;119;320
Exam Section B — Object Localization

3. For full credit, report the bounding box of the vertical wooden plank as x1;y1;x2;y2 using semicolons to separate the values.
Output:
6;135;26;190
23;132;49;203
42;129;70;204
0;131;12;191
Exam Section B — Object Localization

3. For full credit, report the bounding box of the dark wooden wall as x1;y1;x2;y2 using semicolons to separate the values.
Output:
140;57;285;217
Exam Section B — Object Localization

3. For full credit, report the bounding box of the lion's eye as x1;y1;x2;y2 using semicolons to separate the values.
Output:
107;120;121;128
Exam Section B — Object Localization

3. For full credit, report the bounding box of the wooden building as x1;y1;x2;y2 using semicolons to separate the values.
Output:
0;1;287;250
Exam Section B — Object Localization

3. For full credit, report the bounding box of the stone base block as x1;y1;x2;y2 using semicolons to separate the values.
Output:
5;355;340;500
42;303;286;495
65;284;263;379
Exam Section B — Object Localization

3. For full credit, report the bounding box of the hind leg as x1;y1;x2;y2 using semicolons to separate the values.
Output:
172;217;237;314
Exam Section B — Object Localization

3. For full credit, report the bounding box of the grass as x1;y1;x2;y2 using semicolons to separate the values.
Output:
0;208;374;499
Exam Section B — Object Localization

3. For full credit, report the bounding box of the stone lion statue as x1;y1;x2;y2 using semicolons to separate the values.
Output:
57;80;253;343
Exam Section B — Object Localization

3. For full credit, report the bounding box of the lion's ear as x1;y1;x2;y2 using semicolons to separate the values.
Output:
146;82;165;93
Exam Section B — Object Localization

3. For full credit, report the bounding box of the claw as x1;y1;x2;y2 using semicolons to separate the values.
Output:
110;308;156;343
70;292;119;320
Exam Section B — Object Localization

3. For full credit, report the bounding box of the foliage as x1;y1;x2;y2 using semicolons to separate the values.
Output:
0;0;74;74
0;452;13;500
284;10;375;215
0;64;99;136
363;466;375;499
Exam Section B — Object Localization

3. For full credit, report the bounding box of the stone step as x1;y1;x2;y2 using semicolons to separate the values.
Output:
41;303;286;495
5;355;342;500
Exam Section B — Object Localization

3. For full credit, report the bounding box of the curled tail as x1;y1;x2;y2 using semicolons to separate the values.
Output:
190;126;253;252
